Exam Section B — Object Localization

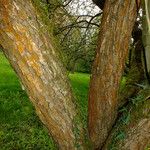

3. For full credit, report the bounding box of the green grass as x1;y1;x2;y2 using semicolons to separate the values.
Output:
0;52;90;149
69;72;90;125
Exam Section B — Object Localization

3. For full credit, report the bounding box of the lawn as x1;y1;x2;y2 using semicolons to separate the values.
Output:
0;52;90;149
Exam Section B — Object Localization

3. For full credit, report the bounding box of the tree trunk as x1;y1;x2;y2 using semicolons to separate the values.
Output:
0;0;87;149
142;0;150;77
119;25;145;108
102;88;150;150
88;0;140;148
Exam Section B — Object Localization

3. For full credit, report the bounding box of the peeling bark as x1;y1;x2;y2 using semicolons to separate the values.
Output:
88;0;140;149
0;0;88;149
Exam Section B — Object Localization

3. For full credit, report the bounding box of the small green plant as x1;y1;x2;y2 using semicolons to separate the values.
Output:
131;94;145;106
115;131;126;141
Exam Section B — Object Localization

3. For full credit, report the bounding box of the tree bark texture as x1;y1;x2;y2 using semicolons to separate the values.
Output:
0;0;87;149
103;89;150;150
88;0;140;148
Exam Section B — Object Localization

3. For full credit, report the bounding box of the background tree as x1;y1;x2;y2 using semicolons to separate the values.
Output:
142;0;150;78
47;0;101;73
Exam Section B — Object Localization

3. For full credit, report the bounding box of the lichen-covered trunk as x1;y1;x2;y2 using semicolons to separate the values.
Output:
142;0;150;76
0;0;87;149
88;0;140;148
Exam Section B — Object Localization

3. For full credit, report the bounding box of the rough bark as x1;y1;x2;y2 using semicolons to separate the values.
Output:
0;0;87;149
103;89;150;150
142;0;150;77
88;0;140;149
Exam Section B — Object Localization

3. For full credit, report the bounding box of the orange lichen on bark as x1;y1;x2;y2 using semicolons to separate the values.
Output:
1;0;42;76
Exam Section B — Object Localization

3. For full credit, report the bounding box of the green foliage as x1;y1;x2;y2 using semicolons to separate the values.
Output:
145;145;150;150
131;93;145;106
75;58;94;73
72;114;83;149
119;107;131;125
0;52;90;149
108;86;150;150
108;117;127;150
108;130;126;150
131;87;150;105
114;131;126;141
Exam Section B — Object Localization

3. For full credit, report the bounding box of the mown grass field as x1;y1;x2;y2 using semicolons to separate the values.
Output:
0;52;90;150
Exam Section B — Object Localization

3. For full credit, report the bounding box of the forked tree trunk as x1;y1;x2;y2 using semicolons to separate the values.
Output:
88;0;140;148
0;0;87;149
